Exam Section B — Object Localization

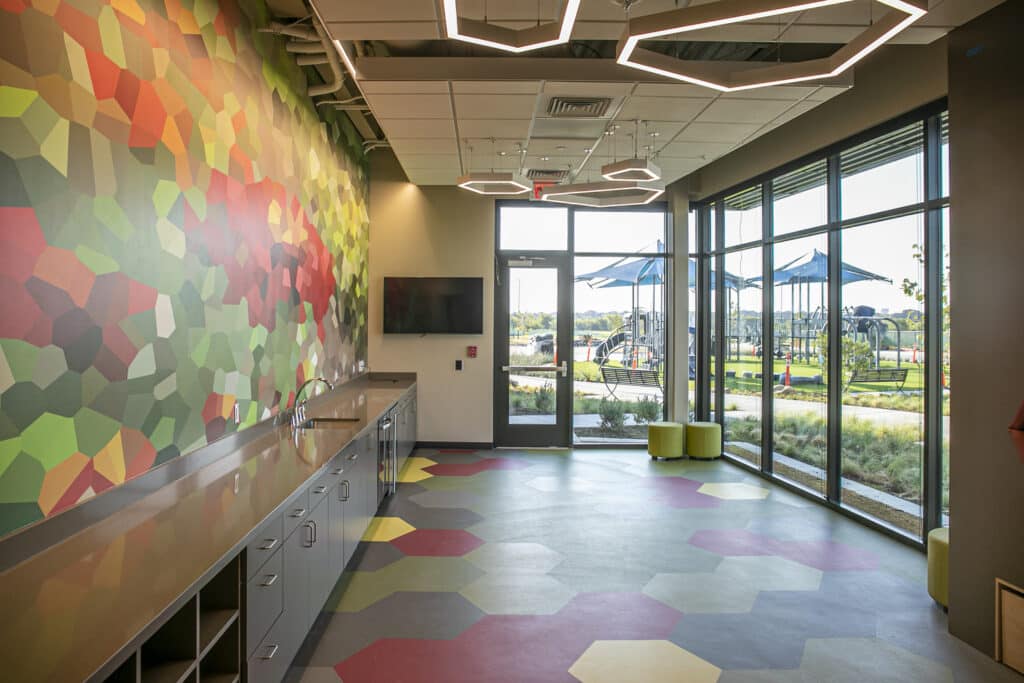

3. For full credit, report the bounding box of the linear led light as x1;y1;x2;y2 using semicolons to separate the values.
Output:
457;172;532;195
601;158;662;182
332;39;359;79
539;180;665;208
616;0;927;92
441;0;581;53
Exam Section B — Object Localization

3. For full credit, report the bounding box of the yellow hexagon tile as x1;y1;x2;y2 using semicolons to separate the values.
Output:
398;456;436;483
697;482;771;500
569;640;721;683
362;516;415;542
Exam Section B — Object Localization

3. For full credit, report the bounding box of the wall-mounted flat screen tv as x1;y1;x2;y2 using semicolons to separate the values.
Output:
383;277;484;334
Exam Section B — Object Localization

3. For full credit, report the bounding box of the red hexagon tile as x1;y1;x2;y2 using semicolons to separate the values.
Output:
390;529;485;557
424;457;532;477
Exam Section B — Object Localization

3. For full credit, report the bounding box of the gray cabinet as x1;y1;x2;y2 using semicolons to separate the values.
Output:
306;500;332;625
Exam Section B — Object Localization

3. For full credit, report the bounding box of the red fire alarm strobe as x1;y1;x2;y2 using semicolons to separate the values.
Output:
1010;400;1024;463
532;181;555;200
467;346;478;358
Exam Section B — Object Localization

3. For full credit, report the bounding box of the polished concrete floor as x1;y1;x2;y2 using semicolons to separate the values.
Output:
288;449;1016;683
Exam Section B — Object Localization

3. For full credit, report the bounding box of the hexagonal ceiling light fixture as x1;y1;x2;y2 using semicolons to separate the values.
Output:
616;0;928;92
540;180;665;207
601;158;662;182
457;171;532;195
442;0;581;53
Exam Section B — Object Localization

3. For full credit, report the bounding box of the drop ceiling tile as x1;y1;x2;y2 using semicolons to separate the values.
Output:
457;119;532;139
632;83;716;98
359;81;450;94
530;118;608;138
675;122;760;143
767;100;820;127
617;96;711;122
366;93;453;119
377;118;457;139
320;1;437;21
395;154;462;170
806;86;850;102
388;138;460;155
454;94;538;119
637;121;685;141
657;140;736;159
542;82;634;97
452;81;541;94
721;85;817;101
696;98;797;125
527;138;596;156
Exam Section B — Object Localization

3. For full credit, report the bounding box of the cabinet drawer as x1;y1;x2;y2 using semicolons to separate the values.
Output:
246;514;284;580
283;489;310;539
246;602;291;683
307;470;336;509
246;549;283;657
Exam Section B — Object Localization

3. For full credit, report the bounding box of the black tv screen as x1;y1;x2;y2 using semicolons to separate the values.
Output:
383;277;484;334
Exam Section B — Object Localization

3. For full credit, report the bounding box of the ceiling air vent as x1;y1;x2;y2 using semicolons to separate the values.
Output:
527;168;570;182
547;96;612;118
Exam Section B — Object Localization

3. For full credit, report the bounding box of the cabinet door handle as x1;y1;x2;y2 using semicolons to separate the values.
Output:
290;508;306;518
330;467;344;475
340;480;350;501
313;485;328;495
304;522;314;547
258;538;278;551
260;644;279;660
311;519;318;543
348;453;359;462
260;573;278;587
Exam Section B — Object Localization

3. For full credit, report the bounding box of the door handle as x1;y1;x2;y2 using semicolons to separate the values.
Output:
290;508;306;518
348;453;359;461
304;521;314;547
313;485;328;495
258;538;279;551
340;480;350;501
330;467;344;475
260;644;279;660
501;361;568;377
260;573;278;587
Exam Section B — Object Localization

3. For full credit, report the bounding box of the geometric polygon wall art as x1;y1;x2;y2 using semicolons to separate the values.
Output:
616;0;928;92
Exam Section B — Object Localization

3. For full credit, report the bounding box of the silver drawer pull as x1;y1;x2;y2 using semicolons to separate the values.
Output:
330;467;344;475
260;574;278;587
348;453;359;462
313;485;328;494
260;644;279;660
257;538;278;551
290;507;306;518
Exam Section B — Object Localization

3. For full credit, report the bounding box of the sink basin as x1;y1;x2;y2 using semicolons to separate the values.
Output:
299;417;360;429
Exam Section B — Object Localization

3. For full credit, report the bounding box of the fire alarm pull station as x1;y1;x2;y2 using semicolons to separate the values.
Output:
467;346;478;358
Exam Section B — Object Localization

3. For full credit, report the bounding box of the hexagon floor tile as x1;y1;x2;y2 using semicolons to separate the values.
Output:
285;449;1010;682
569;640;721;683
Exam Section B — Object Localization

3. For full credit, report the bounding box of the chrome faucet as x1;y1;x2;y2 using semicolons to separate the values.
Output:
290;377;334;428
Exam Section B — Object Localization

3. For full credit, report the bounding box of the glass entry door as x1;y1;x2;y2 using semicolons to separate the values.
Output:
494;253;573;447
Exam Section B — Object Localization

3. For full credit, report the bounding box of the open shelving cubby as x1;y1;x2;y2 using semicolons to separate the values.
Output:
140;595;197;683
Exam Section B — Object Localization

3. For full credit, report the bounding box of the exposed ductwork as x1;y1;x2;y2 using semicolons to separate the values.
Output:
261;17;343;98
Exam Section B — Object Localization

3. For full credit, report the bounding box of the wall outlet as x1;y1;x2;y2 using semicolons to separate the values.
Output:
455;360;463;371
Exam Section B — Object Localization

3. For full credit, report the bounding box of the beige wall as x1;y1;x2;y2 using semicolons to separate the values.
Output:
681;40;948;200
368;152;496;444
947;0;1024;655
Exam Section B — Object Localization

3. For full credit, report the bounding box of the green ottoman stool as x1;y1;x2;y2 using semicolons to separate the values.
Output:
648;422;684;460
927;527;949;609
686;421;722;459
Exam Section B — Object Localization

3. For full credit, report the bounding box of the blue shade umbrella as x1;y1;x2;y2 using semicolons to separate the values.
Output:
771;248;892;286
575;257;753;290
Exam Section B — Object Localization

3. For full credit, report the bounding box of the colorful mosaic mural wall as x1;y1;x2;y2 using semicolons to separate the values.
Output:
0;0;370;537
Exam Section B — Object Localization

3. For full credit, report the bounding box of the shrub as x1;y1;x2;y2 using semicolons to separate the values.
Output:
598;398;627;434
535;383;555;413
634;395;662;424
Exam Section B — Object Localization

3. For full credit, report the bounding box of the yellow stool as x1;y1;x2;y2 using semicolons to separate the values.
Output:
686;422;722;459
927;527;949;609
648;422;684;460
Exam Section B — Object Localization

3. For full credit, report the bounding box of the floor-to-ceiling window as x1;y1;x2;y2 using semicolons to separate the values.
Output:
497;203;670;446
693;103;950;545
